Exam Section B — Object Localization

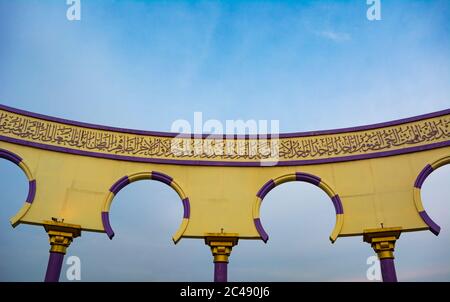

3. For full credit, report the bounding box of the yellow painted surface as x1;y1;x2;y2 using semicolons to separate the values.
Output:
0;106;449;242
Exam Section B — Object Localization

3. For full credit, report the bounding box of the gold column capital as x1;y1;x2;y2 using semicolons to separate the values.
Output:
205;232;239;263
43;219;81;254
363;227;402;259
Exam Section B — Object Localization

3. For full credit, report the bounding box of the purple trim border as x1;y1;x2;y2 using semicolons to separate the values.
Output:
331;195;343;215
1;134;449;167
109;176;130;195
254;218;269;243
419;211;441;236
26;180;36;204
414;164;434;189
0;148;22;165
101;211;115;239
256;180;276;199
295;172;321;186
1;104;448;139
182;197;190;219
151;171;173;185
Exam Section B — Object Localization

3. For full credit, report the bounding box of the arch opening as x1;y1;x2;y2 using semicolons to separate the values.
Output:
413;155;450;236
0;148;36;227
101;171;190;244
253;172;344;243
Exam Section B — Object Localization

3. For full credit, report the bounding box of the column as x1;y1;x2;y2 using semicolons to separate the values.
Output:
43;219;81;282
363;227;402;282
205;233;239;282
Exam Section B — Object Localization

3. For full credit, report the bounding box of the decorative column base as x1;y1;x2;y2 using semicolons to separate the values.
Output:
363;227;402;283
205;233;239;282
43;219;81;282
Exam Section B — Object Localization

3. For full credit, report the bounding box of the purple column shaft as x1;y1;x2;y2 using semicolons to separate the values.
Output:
380;258;397;282
44;252;65;282
214;262;228;282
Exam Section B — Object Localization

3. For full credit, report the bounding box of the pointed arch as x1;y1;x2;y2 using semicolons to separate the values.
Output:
252;172;344;243
0;148;36;227
101;171;190;244
413;155;450;236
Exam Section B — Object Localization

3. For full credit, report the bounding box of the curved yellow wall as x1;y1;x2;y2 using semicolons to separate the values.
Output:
1;105;449;243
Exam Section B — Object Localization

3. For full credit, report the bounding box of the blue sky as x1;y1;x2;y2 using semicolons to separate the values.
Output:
0;0;449;281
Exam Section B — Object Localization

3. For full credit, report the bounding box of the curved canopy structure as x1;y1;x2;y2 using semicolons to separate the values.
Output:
1;104;449;282
0;104;449;241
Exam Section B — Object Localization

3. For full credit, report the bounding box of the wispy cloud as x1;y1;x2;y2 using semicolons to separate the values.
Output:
315;30;351;42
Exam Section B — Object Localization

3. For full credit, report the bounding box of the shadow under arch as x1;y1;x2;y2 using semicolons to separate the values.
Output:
253;172;344;243
0;148;36;227
413;155;450;236
101;171;190;244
